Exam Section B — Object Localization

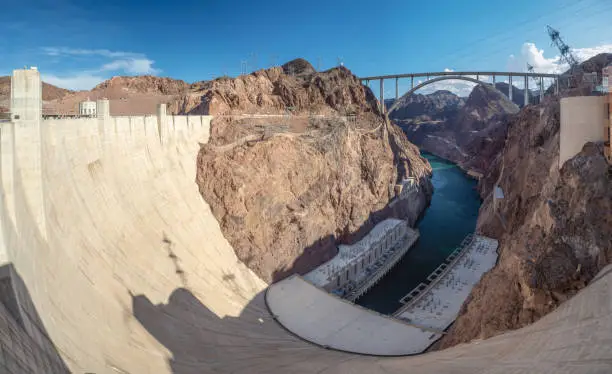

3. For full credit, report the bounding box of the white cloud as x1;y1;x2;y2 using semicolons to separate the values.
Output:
100;59;159;74
42;47;139;59
39;46;161;90
507;42;612;74
444;68;454;72
42;73;106;90
419;80;478;97
415;42;612;97
573;44;612;62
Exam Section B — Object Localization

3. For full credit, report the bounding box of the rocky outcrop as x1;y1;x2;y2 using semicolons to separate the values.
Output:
195;61;432;283
169;60;380;116
395;84;519;174
91;75;190;96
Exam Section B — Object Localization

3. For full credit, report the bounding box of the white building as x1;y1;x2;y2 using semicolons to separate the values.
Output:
303;218;414;295
79;99;97;116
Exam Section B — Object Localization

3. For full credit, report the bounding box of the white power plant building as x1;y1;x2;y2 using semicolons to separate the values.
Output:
79;99;97;116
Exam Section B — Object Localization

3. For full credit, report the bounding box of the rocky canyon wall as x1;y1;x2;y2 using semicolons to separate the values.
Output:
391;84;519;174
438;93;611;348
194;60;433;283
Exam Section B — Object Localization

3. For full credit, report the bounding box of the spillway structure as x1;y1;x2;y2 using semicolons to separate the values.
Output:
0;68;610;373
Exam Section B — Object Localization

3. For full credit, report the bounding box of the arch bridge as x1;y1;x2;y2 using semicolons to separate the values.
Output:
359;71;560;113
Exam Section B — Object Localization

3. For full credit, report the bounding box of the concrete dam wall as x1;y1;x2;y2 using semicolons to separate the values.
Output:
0;69;610;373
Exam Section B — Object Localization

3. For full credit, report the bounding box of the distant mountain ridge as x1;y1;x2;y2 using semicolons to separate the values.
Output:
387;90;465;123
391;84;519;173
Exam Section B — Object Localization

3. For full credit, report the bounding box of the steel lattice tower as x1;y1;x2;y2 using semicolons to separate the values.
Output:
547;25;580;69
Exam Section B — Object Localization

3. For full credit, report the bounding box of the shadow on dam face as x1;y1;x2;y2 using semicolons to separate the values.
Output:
4;256;612;374
0;264;70;374
133;288;270;374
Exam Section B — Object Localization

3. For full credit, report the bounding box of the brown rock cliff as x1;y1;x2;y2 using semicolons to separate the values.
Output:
195;61;433;283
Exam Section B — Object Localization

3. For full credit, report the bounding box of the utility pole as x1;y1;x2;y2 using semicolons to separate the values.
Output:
269;55;278;68
527;63;543;104
250;53;258;72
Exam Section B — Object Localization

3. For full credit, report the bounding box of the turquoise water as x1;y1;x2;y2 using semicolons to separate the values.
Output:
355;153;481;314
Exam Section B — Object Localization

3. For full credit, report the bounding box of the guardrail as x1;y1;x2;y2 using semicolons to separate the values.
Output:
396;234;474;308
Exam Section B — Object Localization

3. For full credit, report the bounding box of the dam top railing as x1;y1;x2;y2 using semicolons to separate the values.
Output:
395;234;474;310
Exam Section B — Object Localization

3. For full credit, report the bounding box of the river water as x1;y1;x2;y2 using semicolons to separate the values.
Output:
355;153;481;314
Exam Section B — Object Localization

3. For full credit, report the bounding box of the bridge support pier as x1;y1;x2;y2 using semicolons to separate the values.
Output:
411;76;414;90
395;78;399;101
509;75;513;101
380;79;385;114
492;74;496;87
524;76;529;106
555;77;560;95
540;77;544;102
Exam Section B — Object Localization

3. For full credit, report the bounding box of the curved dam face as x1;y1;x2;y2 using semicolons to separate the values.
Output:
1;70;611;373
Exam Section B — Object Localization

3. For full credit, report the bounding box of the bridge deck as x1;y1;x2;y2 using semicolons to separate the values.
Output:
360;71;559;80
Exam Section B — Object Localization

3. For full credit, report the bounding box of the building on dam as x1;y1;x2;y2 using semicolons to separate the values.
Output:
303;218;419;301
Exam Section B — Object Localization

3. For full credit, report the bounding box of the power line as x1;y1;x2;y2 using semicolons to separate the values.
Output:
441;0;611;69
446;3;612;70
440;0;594;64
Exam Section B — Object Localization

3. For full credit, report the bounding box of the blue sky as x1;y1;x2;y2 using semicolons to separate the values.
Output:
1;0;611;95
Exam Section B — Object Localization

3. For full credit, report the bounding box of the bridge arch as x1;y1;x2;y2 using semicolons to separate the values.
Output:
388;75;505;113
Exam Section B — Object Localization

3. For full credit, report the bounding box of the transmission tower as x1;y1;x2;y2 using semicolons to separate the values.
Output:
547;25;580;69
249;53;258;71
269;55;278;68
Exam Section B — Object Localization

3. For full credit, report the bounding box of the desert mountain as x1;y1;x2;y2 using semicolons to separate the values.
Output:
47;75;190;116
388;90;465;123
168;59;380;116
394;84;519;173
